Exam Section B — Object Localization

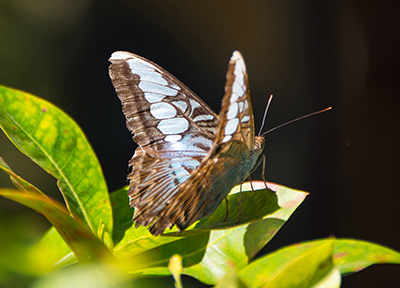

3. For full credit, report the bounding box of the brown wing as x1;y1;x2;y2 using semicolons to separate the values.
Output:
218;50;255;150
109;51;220;230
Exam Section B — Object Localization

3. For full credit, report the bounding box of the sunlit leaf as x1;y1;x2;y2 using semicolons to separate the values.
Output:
239;238;336;288
215;269;248;288
33;227;76;269
308;266;341;288
333;238;400;275
0;85;112;240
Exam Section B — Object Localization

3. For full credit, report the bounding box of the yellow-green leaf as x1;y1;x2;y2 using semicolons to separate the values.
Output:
333;238;400;274
239;238;337;288
0;85;112;241
0;188;112;263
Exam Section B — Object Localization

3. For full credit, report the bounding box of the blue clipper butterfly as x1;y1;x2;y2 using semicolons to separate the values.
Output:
109;51;265;235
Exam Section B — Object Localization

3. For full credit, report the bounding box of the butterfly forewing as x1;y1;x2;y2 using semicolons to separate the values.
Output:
109;51;220;229
109;52;219;155
217;51;255;149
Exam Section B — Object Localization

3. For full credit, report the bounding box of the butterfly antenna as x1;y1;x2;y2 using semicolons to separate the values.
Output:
260;107;332;136
258;95;274;136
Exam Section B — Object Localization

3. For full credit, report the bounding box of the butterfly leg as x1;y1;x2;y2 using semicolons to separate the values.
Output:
248;175;255;191
223;197;229;223
260;154;269;189
249;154;269;189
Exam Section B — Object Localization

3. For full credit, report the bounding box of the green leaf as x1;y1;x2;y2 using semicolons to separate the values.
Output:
125;182;307;285
110;187;134;245
239;238;337;288
0;158;76;268
195;183;280;230
33;227;76;269
215;269;248;288
0;85;112;241
0;156;45;196
0;188;112;263
307;266;341;288
34;187;134;268
333;238;400;275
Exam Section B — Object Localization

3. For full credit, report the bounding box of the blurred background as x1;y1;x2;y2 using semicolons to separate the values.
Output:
0;0;399;287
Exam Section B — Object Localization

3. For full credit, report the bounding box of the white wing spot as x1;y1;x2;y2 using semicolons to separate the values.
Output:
164;135;182;142
182;134;214;151
222;135;232;143
173;101;188;113
144;93;166;103
110;51;132;60
231;51;242;61
185;159;201;168
225;118;239;135
232;82;244;97
241;115;251;123
170;82;180;89
235;75;244;87
132;57;159;71
170;162;190;184
227;103;238;120
126;59;154;72
139;82;177;96
150;102;177;119
157;118;189;134
189;99;201;110
235;61;246;74
234;64;245;74
238;101;244;112
193;114;214;122
233;67;244;86
230;93;239;104
137;71;168;86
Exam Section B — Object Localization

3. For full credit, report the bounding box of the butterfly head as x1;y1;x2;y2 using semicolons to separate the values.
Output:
254;135;265;156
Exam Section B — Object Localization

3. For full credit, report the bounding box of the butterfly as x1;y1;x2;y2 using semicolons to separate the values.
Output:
109;51;265;236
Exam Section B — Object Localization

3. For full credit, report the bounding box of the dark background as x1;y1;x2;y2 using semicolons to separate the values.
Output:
1;1;400;287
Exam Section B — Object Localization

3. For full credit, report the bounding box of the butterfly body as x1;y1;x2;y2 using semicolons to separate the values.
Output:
109;51;264;235
169;136;265;231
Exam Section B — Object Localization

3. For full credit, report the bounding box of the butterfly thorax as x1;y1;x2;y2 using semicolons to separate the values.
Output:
238;135;265;181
